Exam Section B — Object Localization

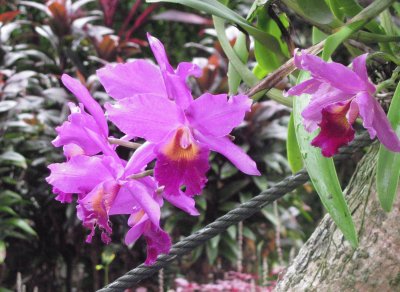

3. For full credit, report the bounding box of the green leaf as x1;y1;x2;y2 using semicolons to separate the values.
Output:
377;82;400;212
293;71;358;247
1;218;37;237
0;151;27;169
213;16;258;87
297;0;334;25
327;0;362;20
0;191;23;206
322;20;365;61
287;112;303;173
312;27;328;44
0;241;5;264
228;32;249;94
147;0;282;55
254;9;289;74
0;206;17;216
206;240;219;264
243;227;256;241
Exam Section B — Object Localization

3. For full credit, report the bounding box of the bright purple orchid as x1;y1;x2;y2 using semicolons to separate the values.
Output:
46;75;172;264
97;33;260;198
286;51;400;157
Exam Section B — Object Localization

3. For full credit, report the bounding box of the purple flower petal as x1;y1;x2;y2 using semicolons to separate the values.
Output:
311;102;355;157
147;33;193;109
62;144;85;159
176;62;203;79
352;54;375;94
105;94;183;143
77;180;120;243
52;103;104;156
295;51;366;94
357;92;400;152
301;84;351;132
125;180;161;228
125;211;148;244
285;78;321;97
143;224;171;265
47;155;114;194
125;142;157;175
61;74;108;136
197;134;260;175
154;128;210;197
186;93;252;137
163;190;199;216
97;60;167;99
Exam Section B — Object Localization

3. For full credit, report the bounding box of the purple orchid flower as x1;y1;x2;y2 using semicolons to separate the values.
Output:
286;51;400;157
47;75;172;263
97;33;260;198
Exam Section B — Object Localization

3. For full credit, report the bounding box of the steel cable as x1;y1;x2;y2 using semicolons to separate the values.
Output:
98;132;372;292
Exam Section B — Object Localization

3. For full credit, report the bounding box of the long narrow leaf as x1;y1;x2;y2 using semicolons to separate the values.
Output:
287;112;303;173
293;71;358;247
377;82;400;212
147;0;283;55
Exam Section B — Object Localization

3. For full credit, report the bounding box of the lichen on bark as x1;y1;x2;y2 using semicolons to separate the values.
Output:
275;145;400;291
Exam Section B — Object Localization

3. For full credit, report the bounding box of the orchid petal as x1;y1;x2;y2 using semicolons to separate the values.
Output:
97;60;167;99
125;180;161;228
186;93;252;137
147;33;193;109
61;74;108;136
311;102;355;157
357;92;400;152
125;213;148;245
106;94;182;143
52;103;104;156
301;84;351;132
197;134;260;175
352;54;375;94
47;155;114;194
143;224;171;265
176;62;203;79
285;78;321;96
295;51;366;93
125;142;157;175
163;191;199;216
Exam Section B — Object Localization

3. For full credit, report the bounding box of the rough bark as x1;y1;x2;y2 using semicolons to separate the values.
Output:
275;145;400;292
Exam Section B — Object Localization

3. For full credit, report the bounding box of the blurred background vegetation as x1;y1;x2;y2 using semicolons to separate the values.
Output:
0;0;373;290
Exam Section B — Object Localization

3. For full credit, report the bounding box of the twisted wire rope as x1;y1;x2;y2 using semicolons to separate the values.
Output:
98;132;372;292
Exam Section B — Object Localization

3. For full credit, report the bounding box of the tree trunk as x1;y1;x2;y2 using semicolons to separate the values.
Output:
275;145;400;291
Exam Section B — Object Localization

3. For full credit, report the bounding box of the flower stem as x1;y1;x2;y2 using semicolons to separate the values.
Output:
108;138;142;149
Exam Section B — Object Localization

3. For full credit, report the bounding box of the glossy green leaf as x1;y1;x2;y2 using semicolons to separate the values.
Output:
328;0;362;20
0;206;18;216
0;241;5;264
297;0;334;24
312;27;328;44
293;71;358;247
287;112;303;173
213;17;258;87
227;32;249;94
322;20;365;60
206;241;218;264
147;0;282;55
0;151;27;169
377;82;400;212
1;218;37;237
254;9;289;74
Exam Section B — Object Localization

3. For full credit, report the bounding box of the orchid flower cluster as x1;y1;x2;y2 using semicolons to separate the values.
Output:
287;51;400;157
46;34;260;265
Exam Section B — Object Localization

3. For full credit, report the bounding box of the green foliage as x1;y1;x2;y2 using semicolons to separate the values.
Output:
377;80;400;211
292;71;358;247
